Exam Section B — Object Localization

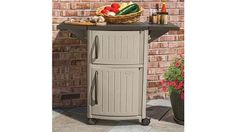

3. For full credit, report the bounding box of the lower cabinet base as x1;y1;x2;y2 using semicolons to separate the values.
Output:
91;114;142;120
87;115;151;126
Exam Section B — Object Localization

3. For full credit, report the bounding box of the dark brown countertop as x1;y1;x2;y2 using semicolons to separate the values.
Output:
57;22;179;31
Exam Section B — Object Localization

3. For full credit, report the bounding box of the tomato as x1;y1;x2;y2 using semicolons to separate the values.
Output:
101;9;108;14
110;8;119;13
111;3;120;9
104;6;112;11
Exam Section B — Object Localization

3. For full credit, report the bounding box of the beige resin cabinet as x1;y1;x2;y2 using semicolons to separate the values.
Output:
87;30;150;125
57;22;179;126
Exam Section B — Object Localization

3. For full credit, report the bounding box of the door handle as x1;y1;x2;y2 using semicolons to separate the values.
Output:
94;71;98;104
94;35;99;59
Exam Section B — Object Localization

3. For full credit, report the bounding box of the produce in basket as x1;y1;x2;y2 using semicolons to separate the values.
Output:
116;3;139;16
96;2;143;23
99;2;140;16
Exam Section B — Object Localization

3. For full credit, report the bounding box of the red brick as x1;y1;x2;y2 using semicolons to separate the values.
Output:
177;48;184;54
149;42;160;49
60;0;75;1
81;0;100;2
143;0;161;1
53;39;81;45
148;62;159;68
168;54;181;61
179;9;184;15
150;42;169;48
77;10;91;16
167;31;177;35
168;9;179;15
177;29;184;34
156;48;175;55
148;82;160;87
60;3;71;9
71;3;90;9
148;68;166;75
156;68;167;74
53;2;71;9
168;0;178;2
178;15;184;22
159;35;176;41
147;75;158;81
178;35;184;41
61;10;78;17
177;2;184;8
167;2;177;8
53;2;60;9
121;0;142;2
141;2;156;9
52;11;61;17
169;15;179;22
168;42;179;48
90;2;110;8
148;50;159;55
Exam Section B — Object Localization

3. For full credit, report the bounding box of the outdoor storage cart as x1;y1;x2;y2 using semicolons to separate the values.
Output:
58;22;179;125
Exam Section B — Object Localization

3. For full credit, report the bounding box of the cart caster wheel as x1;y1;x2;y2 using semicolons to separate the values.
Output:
141;118;150;126
88;118;96;125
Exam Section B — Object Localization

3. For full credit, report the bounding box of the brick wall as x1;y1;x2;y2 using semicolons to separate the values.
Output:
52;0;184;107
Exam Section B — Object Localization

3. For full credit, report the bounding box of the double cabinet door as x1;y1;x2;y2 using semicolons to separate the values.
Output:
89;30;144;116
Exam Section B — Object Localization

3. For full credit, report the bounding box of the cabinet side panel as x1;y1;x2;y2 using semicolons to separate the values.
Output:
141;30;148;118
87;30;92;118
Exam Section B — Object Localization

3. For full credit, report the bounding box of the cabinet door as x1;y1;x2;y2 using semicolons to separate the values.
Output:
89;31;144;64
90;67;142;116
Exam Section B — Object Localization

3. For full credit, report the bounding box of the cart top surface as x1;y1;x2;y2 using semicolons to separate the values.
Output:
57;22;180;31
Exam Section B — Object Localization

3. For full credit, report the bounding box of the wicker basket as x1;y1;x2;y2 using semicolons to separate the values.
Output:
96;5;144;24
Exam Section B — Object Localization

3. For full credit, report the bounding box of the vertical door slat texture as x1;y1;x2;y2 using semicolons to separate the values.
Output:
101;70;104;113
126;71;133;113
108;71;115;113
103;70;109;113
120;71;126;113
114;70;121;113
133;70;140;114
101;35;103;59
91;68;141;116
92;31;142;64
103;34;108;60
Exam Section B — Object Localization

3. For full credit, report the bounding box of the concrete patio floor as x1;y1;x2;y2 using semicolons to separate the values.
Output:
53;99;184;132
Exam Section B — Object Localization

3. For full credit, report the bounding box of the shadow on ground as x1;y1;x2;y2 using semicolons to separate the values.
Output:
53;106;180;126
53;107;142;126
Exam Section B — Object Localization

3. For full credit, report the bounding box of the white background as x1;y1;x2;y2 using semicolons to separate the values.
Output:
0;0;236;131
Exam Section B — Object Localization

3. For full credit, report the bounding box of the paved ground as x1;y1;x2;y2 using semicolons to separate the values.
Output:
53;99;184;132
